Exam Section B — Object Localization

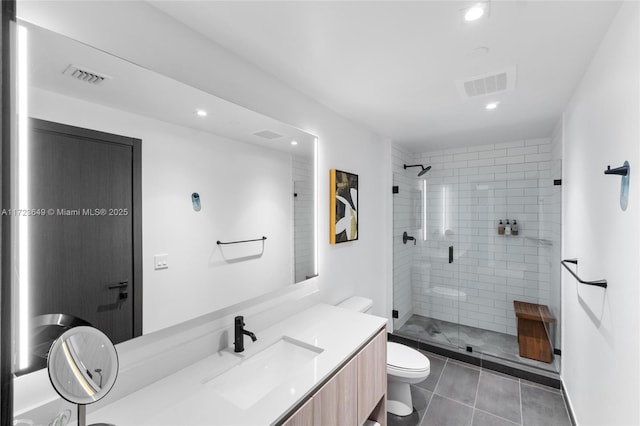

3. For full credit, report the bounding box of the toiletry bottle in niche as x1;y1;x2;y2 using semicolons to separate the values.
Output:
498;220;505;235
505;219;511;235
512;220;519;236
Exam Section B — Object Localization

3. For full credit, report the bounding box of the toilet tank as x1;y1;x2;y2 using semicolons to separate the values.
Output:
337;296;373;314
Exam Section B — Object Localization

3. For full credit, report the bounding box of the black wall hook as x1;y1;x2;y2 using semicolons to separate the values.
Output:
604;164;629;176
604;161;630;210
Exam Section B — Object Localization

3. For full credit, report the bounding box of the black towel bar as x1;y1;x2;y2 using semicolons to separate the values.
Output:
217;236;267;245
560;258;607;288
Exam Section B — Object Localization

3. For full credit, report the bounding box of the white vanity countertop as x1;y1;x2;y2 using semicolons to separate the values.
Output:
86;303;387;425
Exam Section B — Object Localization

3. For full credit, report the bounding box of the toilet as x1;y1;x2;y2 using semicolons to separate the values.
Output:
337;297;430;417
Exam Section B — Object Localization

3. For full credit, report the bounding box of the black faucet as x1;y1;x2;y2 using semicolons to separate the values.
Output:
234;315;257;353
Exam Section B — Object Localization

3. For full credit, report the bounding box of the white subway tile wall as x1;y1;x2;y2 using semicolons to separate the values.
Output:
293;155;315;282
392;138;561;338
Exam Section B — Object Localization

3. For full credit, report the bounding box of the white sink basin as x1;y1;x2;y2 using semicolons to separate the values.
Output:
203;336;323;409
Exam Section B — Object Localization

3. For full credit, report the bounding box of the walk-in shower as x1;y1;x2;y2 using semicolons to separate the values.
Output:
392;137;562;375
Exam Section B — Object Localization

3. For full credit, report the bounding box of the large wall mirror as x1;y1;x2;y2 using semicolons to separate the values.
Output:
12;19;317;377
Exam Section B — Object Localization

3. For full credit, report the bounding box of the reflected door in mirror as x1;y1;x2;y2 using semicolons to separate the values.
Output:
25;119;141;372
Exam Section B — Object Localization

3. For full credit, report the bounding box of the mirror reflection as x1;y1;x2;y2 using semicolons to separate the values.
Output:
16;21;317;374
47;326;118;405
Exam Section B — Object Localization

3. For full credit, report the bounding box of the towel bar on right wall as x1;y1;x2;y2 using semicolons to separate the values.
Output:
560;258;608;288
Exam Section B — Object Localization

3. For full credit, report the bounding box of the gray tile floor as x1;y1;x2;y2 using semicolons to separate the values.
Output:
388;350;572;426
397;315;559;373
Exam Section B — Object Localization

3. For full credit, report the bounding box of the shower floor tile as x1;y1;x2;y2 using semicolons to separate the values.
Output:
396;314;559;373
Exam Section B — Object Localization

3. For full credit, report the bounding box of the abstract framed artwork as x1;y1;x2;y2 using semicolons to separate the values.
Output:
330;169;358;244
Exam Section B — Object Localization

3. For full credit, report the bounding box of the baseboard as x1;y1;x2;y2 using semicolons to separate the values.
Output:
561;378;578;426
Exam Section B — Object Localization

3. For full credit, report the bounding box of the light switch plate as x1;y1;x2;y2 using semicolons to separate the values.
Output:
154;254;169;270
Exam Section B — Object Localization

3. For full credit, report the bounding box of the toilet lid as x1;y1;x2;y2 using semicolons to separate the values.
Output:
387;342;430;371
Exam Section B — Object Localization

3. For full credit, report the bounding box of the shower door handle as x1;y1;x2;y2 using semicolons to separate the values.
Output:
448;246;453;263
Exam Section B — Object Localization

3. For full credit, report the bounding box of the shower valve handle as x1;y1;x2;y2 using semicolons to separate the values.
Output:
402;231;416;245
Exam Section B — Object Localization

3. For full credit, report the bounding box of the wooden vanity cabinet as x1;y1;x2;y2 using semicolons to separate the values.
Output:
313;358;358;425
282;398;314;426
281;328;387;426
357;328;387;425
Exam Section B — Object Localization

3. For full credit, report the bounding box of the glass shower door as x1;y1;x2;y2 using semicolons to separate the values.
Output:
393;170;461;350
420;172;461;348
392;171;419;333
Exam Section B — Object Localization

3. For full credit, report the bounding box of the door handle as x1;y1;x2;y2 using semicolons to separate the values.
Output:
108;281;128;290
449;246;453;264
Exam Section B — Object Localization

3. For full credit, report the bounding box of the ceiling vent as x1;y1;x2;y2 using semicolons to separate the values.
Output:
63;64;111;85
456;66;517;100
252;130;283;140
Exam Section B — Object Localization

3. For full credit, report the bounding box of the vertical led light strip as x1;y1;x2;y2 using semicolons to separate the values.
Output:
313;137;318;276
17;25;29;370
422;179;427;241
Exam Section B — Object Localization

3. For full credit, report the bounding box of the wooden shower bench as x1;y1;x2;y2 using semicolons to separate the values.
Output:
514;301;555;363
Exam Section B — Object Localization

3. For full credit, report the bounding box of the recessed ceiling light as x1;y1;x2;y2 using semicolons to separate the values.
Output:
195;109;207;117
485;102;499;110
291;140;298;146
464;3;487;22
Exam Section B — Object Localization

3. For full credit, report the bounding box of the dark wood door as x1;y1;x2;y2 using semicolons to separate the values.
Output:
27;119;141;363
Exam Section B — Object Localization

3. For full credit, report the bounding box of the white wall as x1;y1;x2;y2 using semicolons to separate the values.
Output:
562;2;640;424
30;87;295;333
18;1;389;317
